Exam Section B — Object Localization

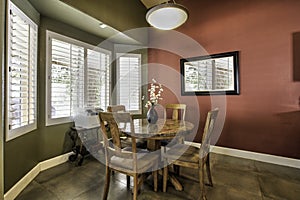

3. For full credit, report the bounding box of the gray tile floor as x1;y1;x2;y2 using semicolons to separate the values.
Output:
16;153;300;200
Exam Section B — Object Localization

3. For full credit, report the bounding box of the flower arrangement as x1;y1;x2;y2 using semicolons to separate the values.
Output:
144;79;163;108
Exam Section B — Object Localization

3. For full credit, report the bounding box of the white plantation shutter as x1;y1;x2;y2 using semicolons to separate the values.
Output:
7;2;38;139
87;49;110;109
70;45;85;115
47;31;111;125
50;39;84;119
117;54;141;113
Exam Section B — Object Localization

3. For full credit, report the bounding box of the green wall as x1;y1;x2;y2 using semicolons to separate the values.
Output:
4;4;113;193
4;0;147;193
4;0;40;192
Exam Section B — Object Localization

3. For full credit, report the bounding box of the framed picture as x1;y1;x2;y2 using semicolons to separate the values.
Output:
180;51;240;95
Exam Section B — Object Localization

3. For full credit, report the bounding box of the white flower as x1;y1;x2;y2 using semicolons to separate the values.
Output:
144;79;163;108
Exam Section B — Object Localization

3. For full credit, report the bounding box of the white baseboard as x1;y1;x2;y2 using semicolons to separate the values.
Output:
185;141;300;169
212;145;300;169
4;152;72;200
40;152;72;171
3;164;40;200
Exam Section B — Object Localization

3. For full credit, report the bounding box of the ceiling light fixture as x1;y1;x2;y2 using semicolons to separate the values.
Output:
99;23;107;29
146;1;188;30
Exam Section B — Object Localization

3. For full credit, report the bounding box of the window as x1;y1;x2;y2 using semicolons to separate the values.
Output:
116;54;142;113
7;2;38;140
46;31;111;125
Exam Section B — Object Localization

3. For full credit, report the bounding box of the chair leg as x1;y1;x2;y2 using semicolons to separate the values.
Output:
153;170;158;192
154;160;159;192
133;174;138;200
199;163;206;200
163;165;168;192
206;154;213;186
127;175;131;189
103;166;111;200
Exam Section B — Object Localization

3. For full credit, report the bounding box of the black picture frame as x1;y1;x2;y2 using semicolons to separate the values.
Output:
180;51;240;96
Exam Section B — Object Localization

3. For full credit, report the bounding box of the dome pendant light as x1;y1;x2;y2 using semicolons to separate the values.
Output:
146;1;189;30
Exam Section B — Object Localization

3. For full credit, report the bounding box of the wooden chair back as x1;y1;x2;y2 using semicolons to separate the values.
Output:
99;111;159;199
107;105;126;113
99;112;137;168
199;108;219;159
166;104;186;120
107;105;127;130
162;108;219;198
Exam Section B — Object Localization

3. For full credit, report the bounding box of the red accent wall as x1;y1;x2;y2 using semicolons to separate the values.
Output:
148;0;300;159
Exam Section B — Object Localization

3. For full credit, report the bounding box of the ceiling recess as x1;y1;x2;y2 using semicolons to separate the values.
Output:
139;0;169;9
28;0;141;44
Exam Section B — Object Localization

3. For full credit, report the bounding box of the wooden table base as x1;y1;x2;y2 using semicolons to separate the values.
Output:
159;168;183;191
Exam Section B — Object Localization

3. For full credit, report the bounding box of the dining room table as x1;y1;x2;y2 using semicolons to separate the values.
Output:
120;118;194;191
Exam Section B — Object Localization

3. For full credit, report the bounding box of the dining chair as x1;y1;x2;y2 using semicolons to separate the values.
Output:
161;104;186;147
162;108;219;200
107;105;146;149
107;105;126;112
163;104;187;174
163;103;187;142
166;103;186;121
107;105;129;143
99;111;159;200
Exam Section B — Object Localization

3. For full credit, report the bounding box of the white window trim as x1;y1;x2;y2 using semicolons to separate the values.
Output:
6;2;38;141
116;53;142;114
46;31;111;126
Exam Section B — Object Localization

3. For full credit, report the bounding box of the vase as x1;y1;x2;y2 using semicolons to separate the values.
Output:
147;105;158;124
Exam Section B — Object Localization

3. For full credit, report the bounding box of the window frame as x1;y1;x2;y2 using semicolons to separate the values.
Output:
46;31;111;126
180;51;240;96
6;1;38;141
116;53;142;114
